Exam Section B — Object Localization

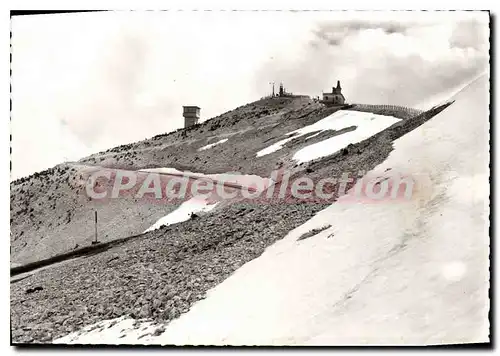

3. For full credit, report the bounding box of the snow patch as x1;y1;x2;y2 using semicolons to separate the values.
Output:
141;167;185;175
198;138;228;151
206;172;274;190
53;316;163;344
144;197;218;233
140;168;274;191
256;110;400;160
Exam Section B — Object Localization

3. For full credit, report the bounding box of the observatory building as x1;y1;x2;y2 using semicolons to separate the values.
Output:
321;80;346;106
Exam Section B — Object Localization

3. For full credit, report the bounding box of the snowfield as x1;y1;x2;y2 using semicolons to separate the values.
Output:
256;110;401;162
51;75;489;345
53;316;161;345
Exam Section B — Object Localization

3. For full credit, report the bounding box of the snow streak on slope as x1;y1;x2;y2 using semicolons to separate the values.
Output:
256;110;400;161
138;168;274;233
152;75;489;345
144;197;218;233
140;167;275;190
198;138;228;151
140;167;185;175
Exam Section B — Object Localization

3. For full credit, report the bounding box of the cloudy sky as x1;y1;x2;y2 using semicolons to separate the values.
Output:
11;11;489;179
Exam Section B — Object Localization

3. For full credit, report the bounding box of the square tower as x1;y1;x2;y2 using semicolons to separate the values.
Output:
183;106;200;128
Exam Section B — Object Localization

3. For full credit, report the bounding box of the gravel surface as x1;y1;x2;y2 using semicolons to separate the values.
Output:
11;202;325;343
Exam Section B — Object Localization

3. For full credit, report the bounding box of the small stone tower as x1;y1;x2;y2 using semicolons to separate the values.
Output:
183;106;200;128
321;80;345;105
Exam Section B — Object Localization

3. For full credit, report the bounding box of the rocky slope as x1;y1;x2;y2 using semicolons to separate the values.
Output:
10;88;457;343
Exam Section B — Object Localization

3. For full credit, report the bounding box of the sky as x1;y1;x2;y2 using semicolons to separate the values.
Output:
11;11;489;179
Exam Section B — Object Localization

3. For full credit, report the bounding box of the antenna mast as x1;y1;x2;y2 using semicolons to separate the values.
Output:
269;81;275;97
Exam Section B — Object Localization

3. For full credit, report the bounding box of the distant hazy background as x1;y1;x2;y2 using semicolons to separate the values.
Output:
11;11;489;179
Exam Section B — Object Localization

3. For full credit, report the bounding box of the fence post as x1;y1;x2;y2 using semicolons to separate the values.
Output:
93;210;99;244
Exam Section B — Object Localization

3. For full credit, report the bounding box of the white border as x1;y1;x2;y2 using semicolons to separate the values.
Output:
3;2;494;355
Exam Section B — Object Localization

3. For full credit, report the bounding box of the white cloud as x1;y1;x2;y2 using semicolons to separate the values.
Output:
11;11;489;179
